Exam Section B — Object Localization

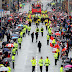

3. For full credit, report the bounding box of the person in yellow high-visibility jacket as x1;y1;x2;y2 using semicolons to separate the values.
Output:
31;57;36;72
56;48;60;60
36;27;39;34
54;52;58;65
18;37;22;49
12;47;16;55
60;65;64;72
14;42;18;55
49;20;51;25
7;65;11;72
12;55;15;69
38;57;44;72
47;25;50;30
48;29;52;37
22;27;26;37
40;27;44;36
47;34;50;45
52;38;56;46
20;31;23;38
28;26;31;35
26;25;28;34
44;57;50;72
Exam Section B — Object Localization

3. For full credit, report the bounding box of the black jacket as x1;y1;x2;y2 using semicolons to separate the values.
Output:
31;33;34;38
38;42;42;48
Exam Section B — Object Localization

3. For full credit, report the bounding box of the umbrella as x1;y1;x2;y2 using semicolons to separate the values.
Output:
62;48;67;52
11;34;18;37
8;17;12;20
0;67;9;71
3;58;12;62
65;65;72;68
3;48;10;51
12;37;18;39
5;43;14;47
62;56;68;60
2;41;8;46
14;17;18;18
18;24;23;27
63;67;71;71
12;30;19;32
55;32;60;36
19;13;23;15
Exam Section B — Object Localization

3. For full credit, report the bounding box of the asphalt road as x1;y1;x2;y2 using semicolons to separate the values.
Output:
13;0;62;72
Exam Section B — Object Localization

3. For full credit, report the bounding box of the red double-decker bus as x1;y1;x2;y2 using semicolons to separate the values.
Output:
32;3;41;14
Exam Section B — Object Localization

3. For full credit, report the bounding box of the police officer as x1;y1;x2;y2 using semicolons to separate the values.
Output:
54;52;58;65
38;57;44;72
52;38;56;46
31;57;36;72
60;65;64;72
7;65;11;72
18;37;22;49
44;57;50;72
26;25;28;34
40;27;44;36
22;27;26;37
14;42;18;55
28;26;31;35
20;31;23;39
12;47;16;56
12;54;15;69
48;29;52;37
46;34;50;45
36;27;39;34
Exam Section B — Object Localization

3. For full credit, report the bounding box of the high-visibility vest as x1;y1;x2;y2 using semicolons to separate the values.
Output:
44;58;50;66
12;48;16;54
38;59;44;66
60;67;64;72
47;35;50;40
36;28;39;32
26;25;28;29
28;27;31;31
31;59;36;66
52;39;55;44
40;28;44;32
47;26;49;30
23;25;26;28
18;38;22;43
22;28;26;33
14;42;18;50
7;67;11;72
20;32;23;37
54;53;58;59
12;55;15;62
